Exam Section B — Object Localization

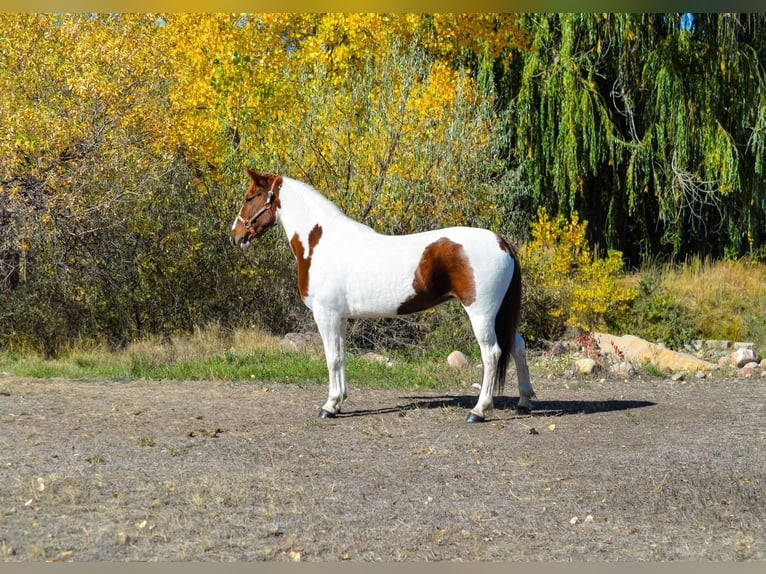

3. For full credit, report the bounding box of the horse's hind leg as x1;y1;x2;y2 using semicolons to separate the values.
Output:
466;313;500;422
512;332;536;414
314;309;348;418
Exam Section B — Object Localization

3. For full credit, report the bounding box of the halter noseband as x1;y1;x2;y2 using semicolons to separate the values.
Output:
237;179;278;230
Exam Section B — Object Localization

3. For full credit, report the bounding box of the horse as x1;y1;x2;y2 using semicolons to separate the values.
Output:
230;168;535;422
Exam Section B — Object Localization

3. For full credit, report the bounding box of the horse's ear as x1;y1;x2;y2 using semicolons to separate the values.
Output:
246;167;259;182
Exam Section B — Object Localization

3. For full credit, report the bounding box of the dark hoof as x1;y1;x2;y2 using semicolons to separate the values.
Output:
318;408;337;419
516;405;531;415
465;412;486;423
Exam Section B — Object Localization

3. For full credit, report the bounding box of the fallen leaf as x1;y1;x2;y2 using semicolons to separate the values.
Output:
570;516;579;524
288;550;301;562
547;424;557;432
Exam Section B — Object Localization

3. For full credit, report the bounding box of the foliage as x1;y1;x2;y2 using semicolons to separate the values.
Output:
509;13;766;262
620;268;697;350
519;208;636;340
1;13;766;355
662;257;766;345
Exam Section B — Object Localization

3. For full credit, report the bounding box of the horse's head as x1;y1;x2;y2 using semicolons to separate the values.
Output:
230;168;282;248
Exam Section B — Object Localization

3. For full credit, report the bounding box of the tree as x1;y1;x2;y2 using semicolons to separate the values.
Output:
507;13;766;262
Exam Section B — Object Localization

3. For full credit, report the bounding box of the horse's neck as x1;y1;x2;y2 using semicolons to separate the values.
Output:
278;178;372;239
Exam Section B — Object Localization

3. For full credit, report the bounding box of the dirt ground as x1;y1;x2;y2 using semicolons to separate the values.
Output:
0;370;764;562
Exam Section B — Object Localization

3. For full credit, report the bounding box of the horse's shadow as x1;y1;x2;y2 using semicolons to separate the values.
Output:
335;394;656;419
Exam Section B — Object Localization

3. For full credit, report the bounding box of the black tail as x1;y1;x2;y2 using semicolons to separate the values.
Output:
494;242;522;395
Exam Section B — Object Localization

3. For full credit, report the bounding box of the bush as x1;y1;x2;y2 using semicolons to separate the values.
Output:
519;207;636;343
619;269;697;350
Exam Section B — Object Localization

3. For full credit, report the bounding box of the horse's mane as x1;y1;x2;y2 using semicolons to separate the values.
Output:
284;176;370;230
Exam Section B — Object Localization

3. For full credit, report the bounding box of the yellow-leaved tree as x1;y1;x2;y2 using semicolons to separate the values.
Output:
0;13;532;354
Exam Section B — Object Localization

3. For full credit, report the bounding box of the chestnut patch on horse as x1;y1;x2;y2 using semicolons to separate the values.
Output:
496;234;518;259
290;224;323;299
397;238;476;315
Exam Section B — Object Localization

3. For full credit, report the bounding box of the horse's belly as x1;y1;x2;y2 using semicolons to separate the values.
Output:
343;267;419;318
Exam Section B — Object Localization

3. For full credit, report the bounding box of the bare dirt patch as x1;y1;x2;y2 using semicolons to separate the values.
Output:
0;373;764;561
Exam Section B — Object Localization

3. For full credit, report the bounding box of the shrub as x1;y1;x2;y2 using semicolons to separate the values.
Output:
620;269;697;350
519;207;636;342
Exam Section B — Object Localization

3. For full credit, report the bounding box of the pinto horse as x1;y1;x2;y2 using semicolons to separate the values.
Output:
230;168;535;422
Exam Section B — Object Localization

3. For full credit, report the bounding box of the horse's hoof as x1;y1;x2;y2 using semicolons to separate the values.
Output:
516;405;531;415
465;412;486;423
318;408;336;419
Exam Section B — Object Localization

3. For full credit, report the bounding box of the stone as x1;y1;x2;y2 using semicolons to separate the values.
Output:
609;361;636;377
447;350;469;369
705;340;731;350
733;342;755;350
362;352;391;365
739;366;757;379
576;358;598;375
732;348;757;368
281;332;319;351
593;333;719;373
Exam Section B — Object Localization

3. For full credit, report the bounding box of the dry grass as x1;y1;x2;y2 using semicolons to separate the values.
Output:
125;323;288;366
662;257;766;343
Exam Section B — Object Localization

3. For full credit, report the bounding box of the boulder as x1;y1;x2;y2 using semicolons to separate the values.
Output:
732;348;757;368
447;350;469;369
593;333;719;373
282;332;319;351
609;361;636;377
576;358;598;375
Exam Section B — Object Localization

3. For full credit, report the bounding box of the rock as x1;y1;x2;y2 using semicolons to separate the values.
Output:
362;352;391;366
609;361;636;377
576;358;598;375
671;372;686;381
547;342;568;356
706;340;731;350
732;348;757;368
733;342;755;350
739;366;757;379
594;333;719;373
282;332;319;351
447;350;469;368
760;358;766;369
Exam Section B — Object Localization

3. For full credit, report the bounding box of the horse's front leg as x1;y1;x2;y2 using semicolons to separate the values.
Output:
314;309;348;418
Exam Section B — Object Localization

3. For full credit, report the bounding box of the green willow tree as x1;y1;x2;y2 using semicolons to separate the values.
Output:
506;13;766;262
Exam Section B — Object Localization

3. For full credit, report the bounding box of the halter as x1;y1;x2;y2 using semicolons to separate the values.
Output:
236;179;278;230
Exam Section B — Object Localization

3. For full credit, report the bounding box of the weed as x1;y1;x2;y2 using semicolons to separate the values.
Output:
169;446;191;457
137;437;156;447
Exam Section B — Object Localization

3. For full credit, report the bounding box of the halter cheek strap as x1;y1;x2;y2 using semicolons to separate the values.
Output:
238;180;278;229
